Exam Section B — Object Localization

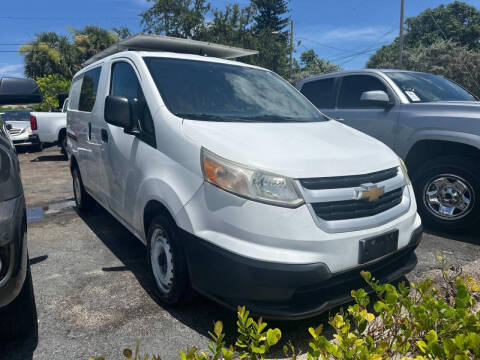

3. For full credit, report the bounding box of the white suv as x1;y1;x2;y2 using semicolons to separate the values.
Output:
66;35;422;319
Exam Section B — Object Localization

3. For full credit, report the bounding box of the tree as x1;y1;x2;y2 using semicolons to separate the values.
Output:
288;49;341;84
369;40;480;98
140;0;210;38
113;26;132;40
31;74;71;111
20;32;76;79
368;1;480;68
73;25;118;64
252;0;289;34
250;0;290;76
199;4;256;50
20;26;118;79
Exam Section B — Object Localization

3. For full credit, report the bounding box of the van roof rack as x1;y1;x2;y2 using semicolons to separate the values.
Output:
82;33;259;66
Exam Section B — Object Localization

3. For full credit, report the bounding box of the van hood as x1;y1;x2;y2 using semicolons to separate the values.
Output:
182;119;399;179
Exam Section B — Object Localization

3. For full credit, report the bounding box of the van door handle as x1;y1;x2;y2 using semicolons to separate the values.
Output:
101;129;108;143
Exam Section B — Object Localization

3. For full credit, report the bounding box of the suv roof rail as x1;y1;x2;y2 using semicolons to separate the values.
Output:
82;33;259;66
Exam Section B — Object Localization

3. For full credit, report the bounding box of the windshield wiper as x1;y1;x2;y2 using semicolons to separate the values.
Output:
236;115;318;122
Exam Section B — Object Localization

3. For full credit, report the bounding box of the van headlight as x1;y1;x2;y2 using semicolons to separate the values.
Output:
201;148;304;207
399;158;411;185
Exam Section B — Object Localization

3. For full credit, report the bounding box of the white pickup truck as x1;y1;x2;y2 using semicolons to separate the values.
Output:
30;98;68;156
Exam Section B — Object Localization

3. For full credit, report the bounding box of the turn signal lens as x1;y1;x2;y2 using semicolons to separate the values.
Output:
399;158;411;185
201;148;304;207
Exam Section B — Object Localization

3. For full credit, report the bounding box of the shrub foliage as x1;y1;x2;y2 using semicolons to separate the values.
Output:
91;258;480;360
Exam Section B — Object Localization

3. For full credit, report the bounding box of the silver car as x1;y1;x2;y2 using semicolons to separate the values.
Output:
298;70;480;232
0;77;41;341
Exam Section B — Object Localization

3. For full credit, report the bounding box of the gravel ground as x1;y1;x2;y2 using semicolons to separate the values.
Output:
0;146;479;360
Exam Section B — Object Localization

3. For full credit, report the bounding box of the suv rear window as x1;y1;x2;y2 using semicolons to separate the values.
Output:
78;67;101;112
300;78;335;109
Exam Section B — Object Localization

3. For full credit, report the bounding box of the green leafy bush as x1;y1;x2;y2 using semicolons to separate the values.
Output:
91;258;479;360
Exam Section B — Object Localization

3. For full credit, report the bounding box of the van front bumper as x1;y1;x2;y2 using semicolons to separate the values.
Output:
182;225;422;320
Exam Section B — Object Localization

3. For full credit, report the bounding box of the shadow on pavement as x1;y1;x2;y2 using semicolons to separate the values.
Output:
76;205;341;357
424;225;480;246
0;324;38;359
30;155;67;162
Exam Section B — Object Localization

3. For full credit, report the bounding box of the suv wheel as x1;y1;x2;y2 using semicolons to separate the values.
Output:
0;261;37;341
72;167;94;211
147;215;191;305
412;156;480;232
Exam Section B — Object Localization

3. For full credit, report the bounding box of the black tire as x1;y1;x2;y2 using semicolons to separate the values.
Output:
146;215;191;306
32;142;42;153
412;156;480;232
60;134;68;160
0;262;37;341
72;167;95;211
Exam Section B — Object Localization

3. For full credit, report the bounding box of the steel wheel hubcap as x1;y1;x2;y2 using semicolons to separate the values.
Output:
423;174;474;220
150;227;174;293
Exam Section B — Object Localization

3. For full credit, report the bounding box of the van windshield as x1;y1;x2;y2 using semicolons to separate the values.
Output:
386;72;476;103
144;57;326;122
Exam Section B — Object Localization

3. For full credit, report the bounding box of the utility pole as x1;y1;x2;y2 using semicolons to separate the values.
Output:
398;0;405;68
289;20;294;79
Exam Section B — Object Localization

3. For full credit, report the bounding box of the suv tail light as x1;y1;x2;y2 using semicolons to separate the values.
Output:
30;114;37;130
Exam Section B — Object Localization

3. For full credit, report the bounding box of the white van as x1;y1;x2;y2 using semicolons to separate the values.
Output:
66;35;422;319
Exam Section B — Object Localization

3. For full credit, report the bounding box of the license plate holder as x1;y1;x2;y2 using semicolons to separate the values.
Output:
359;230;399;264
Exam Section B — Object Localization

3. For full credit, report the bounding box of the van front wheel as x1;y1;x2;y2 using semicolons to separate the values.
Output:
147;215;190;305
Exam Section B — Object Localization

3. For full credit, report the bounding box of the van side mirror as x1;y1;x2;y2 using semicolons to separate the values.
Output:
0;77;43;105
360;90;392;107
6;124;12;131
105;95;132;128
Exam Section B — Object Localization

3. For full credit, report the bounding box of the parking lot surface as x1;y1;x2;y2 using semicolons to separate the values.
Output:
1;146;479;360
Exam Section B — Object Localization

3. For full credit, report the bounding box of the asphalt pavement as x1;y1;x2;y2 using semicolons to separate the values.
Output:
1;146;479;360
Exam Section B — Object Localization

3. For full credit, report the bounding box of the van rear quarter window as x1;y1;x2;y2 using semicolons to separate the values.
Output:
78;67;101;112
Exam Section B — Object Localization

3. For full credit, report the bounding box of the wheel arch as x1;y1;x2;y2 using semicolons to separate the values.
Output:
405;139;480;175
143;200;177;241
57;127;66;143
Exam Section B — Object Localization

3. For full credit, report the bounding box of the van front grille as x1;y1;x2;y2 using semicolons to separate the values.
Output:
300;167;398;190
312;187;404;221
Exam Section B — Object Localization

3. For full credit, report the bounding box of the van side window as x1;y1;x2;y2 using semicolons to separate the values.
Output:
300;78;335;109
110;61;156;147
338;75;389;108
68;76;83;111
79;67;101;112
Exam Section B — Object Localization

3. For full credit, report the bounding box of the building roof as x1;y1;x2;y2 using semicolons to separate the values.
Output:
83;33;259;66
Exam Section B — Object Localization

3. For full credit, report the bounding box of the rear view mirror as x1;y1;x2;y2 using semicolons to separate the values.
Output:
0;77;43;105
360;90;392;107
105;95;132;129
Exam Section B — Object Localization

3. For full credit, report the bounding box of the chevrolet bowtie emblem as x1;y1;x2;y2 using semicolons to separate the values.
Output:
354;184;385;202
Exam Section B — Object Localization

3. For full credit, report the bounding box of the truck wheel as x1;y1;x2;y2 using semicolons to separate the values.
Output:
60;135;68;159
412;156;480;232
72;167;95;211
0;262;38;341
32;142;42;153
147;215;191;305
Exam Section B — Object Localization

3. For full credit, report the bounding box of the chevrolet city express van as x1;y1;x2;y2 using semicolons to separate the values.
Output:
66;35;422;319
